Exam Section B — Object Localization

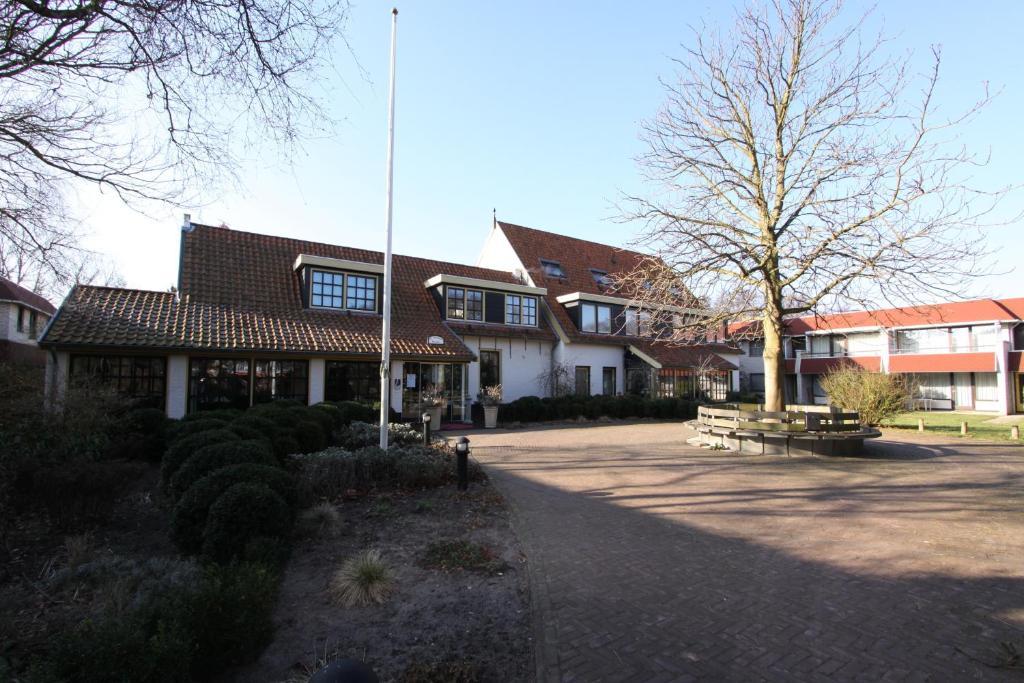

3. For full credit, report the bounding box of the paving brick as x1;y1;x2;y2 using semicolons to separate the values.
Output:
469;423;1024;681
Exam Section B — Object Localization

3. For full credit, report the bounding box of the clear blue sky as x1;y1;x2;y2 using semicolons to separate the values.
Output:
81;1;1023;300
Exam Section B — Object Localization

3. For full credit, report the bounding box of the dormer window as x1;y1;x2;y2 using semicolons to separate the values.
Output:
581;303;612;334
541;259;565;278
590;269;612;288
506;294;537;326
311;269;377;311
446;286;484;322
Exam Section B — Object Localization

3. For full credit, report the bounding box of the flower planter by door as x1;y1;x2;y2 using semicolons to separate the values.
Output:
426;405;443;427
483;405;499;429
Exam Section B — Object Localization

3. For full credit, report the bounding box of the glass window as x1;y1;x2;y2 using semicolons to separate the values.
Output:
324;361;380;402
639;311;652;336
189;358;250;412
480;349;501;389
591;269;612;287
625;309;638;336
16;306;26;333
749;340;764;357
311;270;344;309
254;360;308;404
974;373;998;402
913;373;952;400
70;355;166;408
602;367;616;395
28;310;38;338
447;286;466;319
506;295;537;326
749;373;766;392
574;366;591;397
466;290;483;321
346;274;376;311
596;305;611;334
809;335;830;355
581;304;596;332
541;259;565;278
972;325;997;351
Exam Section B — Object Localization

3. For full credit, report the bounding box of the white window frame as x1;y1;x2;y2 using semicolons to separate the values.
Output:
505;294;538;326
581;303;612;334
625;309;638;336
310;268;378;312
446;286;485;322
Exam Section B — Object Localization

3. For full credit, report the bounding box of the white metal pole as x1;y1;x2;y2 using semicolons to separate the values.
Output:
379;7;398;450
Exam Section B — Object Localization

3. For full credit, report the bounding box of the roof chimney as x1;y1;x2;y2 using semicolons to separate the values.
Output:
182;213;193;232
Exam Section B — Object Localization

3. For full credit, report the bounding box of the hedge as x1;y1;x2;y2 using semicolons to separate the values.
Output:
470;394;700;426
201;482;292;563
161;429;240;490
168;440;277;499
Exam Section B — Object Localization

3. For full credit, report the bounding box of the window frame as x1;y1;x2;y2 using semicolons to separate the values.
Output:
590;269;611;288
574;366;591;397
70;354;167;408
479;349;501;389
324;360;380;403
580;303;612;334
540;259;565;278
309;268;378;312
446;286;466;320
505;294;537;326
624;309;639;336
253;359;309;405
602;366;616;396
446;286;484;322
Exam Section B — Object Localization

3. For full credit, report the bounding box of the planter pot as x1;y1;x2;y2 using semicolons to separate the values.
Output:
483;405;499;429
426;405;444;427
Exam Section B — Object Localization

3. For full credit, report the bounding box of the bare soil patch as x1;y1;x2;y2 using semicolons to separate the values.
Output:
231;480;532;683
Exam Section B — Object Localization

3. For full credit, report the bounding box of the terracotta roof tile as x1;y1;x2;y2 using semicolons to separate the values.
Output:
43;224;554;358
632;339;738;370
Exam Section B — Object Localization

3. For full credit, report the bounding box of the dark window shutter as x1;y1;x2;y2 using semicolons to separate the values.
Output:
485;292;505;324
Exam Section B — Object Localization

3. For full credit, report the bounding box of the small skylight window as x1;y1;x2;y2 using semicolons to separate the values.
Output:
540;259;565;278
590;269;612;287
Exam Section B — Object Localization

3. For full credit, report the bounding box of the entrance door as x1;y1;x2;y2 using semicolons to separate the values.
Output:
1015;374;1024;414
954;373;973;410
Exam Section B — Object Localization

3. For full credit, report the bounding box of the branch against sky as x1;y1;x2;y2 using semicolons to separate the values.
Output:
617;0;1004;410
0;0;352;297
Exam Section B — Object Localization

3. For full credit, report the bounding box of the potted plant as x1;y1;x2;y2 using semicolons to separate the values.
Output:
478;384;502;429
421;386;446;427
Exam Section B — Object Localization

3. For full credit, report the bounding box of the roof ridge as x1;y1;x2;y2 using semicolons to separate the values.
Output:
497;220;648;259
188;223;521;280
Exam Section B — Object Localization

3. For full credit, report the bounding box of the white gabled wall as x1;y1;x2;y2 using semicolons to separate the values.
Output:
476;225;534;285
554;342;625;395
464;336;553;401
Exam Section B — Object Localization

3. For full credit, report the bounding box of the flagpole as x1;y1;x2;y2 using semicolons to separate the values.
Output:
379;7;398;450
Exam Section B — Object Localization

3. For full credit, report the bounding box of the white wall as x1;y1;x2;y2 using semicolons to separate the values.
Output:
475;225;532;285
0;302;9;339
308;359;325;405
555;342;625;396
166;355;188;419
0;302;49;346
463;335;552;401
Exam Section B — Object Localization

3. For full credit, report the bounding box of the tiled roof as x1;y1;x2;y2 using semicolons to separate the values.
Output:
729;298;1024;337
43;224;554;358
0;276;55;314
632;340;738;371
496;221;655;345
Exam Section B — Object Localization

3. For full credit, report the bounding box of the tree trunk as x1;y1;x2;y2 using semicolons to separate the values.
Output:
762;309;787;412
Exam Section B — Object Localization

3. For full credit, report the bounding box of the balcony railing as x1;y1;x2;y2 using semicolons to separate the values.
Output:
891;344;996;355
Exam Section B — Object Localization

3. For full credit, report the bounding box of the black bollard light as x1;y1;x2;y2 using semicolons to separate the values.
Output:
455;436;469;491
421;411;431;445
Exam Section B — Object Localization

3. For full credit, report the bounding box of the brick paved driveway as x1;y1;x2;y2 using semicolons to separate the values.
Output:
466;423;1024;682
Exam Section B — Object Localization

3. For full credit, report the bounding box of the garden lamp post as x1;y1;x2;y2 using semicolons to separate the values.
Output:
455;436;470;491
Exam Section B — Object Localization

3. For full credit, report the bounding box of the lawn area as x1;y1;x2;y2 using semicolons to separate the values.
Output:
884;410;1022;442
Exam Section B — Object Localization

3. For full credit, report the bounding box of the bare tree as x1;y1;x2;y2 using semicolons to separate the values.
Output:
0;0;352;294
537;361;576;398
619;0;1002;411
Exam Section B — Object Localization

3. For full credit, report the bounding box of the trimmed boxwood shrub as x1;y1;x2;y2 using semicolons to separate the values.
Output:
311;402;343;430
171;463;297;554
161;429;240;490
294;418;328;453
169;440;276;499
227;423;269;443
201;482;291;562
167;417;230;443
332;400;377;426
181;408;244;423
108;408;171;461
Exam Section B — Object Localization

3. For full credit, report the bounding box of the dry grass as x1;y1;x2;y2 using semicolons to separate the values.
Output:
299;502;342;537
329;549;394;608
64;533;94;569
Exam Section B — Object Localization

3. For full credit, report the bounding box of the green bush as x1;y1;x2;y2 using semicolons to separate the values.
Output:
181;408;243;423
490;394;699;425
820;365;910;426
333;400;377;425
335;421;422;450
168;440;276;499
301;406;335;436
311;402;343;429
166;417;229;444
201;483;292;563
35;560;278;682
33;461;147;530
226;422;268;442
271;434;301;459
161;428;240;489
294;418;328;453
107;408;171;461
171;463;297;555
231;414;281;440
